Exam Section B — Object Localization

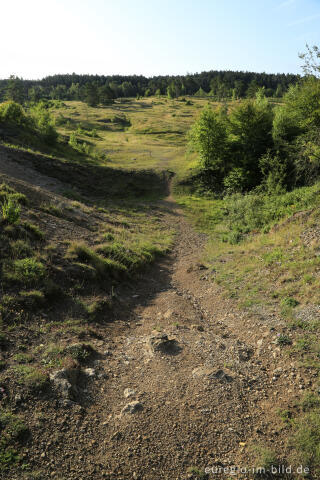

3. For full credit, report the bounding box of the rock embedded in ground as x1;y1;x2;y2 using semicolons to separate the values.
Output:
49;368;81;400
191;324;204;332
121;401;143;415
192;366;233;383
148;333;181;355
238;346;254;361
123;388;136;398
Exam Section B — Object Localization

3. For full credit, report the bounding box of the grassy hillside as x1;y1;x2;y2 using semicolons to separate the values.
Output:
177;185;320;471
49;97;213;177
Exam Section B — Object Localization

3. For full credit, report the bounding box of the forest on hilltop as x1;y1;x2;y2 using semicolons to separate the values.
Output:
0;70;300;105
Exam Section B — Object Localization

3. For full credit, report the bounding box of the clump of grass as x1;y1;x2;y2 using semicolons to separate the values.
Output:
68;262;97;281
43;279;62;302
86;298;112;319
96;239;165;271
4;258;46;285
68;242;127;279
0;410;29;468
18;290;45;309
13;352;34;364
10;239;33;259
281;297;299;308
280;297;299;319
61;189;83;201
13;365;49;392
64;343;94;363
112;114;131;127
251;444;279;471
22;222;44;240
41;344;64;368
40;203;63;218
1;198;20;224
103;232;115;241
95;242;136;267
276;333;292;346
0;332;8;348
0;183;27;205
277;408;292;425
186;467;208;479
299;392;320;412
291;409;320;469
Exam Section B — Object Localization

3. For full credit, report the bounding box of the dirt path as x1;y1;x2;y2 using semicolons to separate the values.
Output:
42;193;295;480
1;161;298;479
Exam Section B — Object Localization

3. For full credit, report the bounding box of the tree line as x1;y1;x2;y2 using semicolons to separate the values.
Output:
0;70;300;106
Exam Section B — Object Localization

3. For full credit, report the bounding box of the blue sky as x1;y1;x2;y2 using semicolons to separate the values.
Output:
1;0;320;79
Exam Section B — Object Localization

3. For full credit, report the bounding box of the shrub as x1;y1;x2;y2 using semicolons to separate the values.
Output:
68;131;78;148
103;232;115;241
0;101;26;126
222;182;320;237
189;105;228;178
273;78;320;145
190;94;274;192
30;102;58;144
112;115;131;127
223;167;248;194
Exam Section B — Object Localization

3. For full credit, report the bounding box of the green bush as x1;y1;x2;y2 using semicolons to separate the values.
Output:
189;105;228;178
30;102;58;144
223;167;248;194
223;182;320;236
0;101;26;126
